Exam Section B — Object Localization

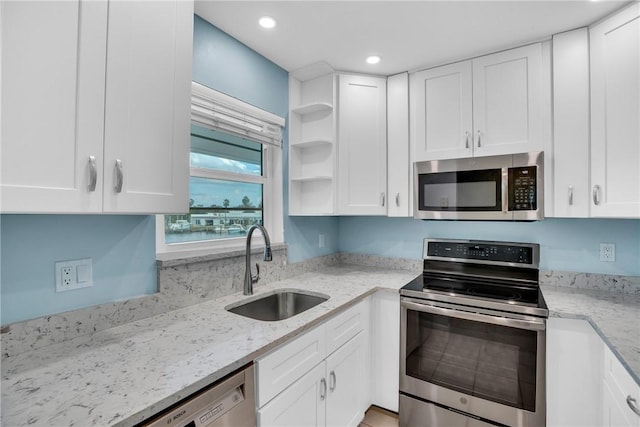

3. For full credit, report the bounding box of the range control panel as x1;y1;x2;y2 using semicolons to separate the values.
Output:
425;240;537;265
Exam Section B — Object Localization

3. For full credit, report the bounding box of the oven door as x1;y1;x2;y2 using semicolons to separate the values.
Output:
400;297;546;427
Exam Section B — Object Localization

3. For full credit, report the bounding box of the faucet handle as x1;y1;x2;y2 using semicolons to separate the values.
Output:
252;263;260;284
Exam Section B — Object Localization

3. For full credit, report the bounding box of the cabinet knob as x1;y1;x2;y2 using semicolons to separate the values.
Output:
592;185;600;206
465;131;470;149
627;396;640;417
88;156;97;192
568;185;574;206
476;130;482;147
395;192;400;207
114;159;124;193
381;192;386;207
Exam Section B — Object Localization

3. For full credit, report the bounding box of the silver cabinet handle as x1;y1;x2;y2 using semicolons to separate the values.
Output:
381;192;385;207
476;130;481;147
465;131;470;149
568;185;574;206
395;192;400;207
114;159;123;193
88;156;97;192
320;378;327;400
627;396;640;416
593;185;600;206
329;371;336;391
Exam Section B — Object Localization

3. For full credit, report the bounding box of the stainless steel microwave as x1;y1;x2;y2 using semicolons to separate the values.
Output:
413;152;544;221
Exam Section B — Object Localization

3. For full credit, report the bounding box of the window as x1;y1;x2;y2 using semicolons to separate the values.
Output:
157;83;284;253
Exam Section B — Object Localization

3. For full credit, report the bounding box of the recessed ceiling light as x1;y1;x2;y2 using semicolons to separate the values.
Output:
259;16;277;29
366;55;381;65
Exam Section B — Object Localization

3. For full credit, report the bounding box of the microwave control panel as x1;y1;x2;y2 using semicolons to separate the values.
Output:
508;166;537;211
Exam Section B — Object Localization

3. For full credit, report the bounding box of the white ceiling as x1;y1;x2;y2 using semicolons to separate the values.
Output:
195;0;630;76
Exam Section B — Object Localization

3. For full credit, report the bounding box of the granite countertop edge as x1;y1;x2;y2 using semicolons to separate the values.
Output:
2;267;638;427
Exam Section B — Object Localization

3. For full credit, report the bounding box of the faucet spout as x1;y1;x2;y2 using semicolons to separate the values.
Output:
244;224;272;295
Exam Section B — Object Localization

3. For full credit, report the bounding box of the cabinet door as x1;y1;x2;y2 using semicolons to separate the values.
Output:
546;318;603;426
256;325;326;408
326;333;366;427
551;28;590;218
410;61;473;161
387;73;411;217
1;0;107;213
602;345;640;427
472;43;544;157
337;74;387;215
258;362;326;427
371;291;400;412
102;0;191;213
590;3;640;218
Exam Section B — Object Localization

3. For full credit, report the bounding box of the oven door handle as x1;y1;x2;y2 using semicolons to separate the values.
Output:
401;300;545;331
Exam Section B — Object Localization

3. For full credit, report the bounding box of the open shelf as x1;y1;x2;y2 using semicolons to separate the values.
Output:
290;138;333;149
291;102;333;116
290;175;333;182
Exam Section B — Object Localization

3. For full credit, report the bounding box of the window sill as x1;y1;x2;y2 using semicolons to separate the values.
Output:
157;242;287;268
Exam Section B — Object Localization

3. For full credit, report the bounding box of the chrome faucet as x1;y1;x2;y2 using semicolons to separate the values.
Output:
244;224;273;295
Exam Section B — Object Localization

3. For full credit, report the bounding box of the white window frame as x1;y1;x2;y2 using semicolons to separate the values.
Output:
156;84;285;255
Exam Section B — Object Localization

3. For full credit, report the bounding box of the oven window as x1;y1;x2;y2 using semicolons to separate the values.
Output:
418;169;501;211
405;309;537;412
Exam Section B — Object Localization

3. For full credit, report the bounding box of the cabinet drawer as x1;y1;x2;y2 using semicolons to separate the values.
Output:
256;325;326;408
603;345;640;425
325;300;368;355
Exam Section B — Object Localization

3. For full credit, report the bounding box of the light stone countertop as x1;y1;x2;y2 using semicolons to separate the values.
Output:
2;265;639;427
540;284;640;384
1;265;417;427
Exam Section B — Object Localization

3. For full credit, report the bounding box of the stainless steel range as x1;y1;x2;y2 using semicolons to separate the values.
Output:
400;239;548;427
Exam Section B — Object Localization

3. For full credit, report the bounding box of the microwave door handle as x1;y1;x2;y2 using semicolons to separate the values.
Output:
502;169;509;213
401;300;545;331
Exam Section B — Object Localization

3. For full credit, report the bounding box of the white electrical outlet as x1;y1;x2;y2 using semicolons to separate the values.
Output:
599;243;616;262
55;259;93;292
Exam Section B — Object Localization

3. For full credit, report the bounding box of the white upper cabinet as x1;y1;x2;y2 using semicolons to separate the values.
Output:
411;61;473;161
387;73;411;217
102;1;192;213
337;74;387;215
1;0;107;213
550;28;591;218
590;2;640;218
0;0;192;214
411;43;549;161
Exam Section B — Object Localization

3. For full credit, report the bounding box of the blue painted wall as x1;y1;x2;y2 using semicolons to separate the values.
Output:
1;215;156;324
338;217;640;276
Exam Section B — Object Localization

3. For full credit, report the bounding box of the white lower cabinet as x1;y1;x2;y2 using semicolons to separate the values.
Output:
257;300;369;427
603;345;640;427
547;317;604;426
547;317;640;427
370;291;400;412
259;362;326;427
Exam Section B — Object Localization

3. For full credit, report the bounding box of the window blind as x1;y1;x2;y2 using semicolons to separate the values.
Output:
191;81;285;147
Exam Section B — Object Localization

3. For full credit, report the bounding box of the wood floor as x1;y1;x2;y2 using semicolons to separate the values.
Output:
359;406;399;427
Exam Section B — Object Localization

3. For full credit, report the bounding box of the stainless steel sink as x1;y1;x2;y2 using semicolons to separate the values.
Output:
225;289;329;321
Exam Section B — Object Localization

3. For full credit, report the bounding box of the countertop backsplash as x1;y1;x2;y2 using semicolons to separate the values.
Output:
2;250;638;359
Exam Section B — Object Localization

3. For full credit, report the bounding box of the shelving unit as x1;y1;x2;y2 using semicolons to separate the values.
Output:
288;62;337;215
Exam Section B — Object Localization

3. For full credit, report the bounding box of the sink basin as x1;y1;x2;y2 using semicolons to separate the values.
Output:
226;289;329;321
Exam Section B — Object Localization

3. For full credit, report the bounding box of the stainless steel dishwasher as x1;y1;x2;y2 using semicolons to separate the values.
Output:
140;364;255;427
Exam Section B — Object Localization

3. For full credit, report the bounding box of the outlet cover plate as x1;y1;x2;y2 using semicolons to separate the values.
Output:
55;259;93;292
599;243;616;262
